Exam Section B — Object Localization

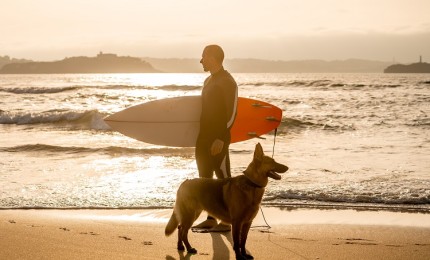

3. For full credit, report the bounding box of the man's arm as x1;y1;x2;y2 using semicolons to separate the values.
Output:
211;78;238;155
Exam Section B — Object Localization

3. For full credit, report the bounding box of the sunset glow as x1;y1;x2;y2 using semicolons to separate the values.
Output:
2;0;429;62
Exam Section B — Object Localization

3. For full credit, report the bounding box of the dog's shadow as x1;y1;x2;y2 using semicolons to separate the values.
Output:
166;251;192;260
165;232;236;260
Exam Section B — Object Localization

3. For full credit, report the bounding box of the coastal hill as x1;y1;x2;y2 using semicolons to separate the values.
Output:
144;57;392;73
384;62;430;73
0;52;159;74
384;56;430;73
0;55;32;69
0;53;395;73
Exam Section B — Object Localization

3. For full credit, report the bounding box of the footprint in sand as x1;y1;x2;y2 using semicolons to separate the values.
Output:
287;237;304;241
259;230;273;233
415;243;430;246
119;236;132;241
29;224;43;228
8;220;16;224
80;231;99;236
345;241;378;246
386;244;402;247
142;241;153;245
59;227;70;231
341;238;378;246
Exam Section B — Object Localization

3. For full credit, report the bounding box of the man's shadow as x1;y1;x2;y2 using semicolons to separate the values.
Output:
211;231;233;259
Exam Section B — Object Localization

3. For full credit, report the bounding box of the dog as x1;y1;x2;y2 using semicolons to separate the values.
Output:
165;143;288;260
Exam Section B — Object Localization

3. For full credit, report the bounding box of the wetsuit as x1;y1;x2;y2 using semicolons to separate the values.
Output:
196;68;238;179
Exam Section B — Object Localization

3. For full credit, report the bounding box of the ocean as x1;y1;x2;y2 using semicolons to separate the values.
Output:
1;73;429;212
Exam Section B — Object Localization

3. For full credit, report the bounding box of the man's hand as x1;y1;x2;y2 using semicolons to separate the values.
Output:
211;139;224;156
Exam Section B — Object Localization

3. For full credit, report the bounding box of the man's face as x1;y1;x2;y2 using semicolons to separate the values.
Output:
200;49;212;72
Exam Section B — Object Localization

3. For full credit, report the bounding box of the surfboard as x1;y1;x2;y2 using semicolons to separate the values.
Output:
104;96;282;147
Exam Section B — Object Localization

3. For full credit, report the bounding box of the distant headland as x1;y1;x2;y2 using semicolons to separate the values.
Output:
384;56;430;73
0;52;159;74
0;53;404;73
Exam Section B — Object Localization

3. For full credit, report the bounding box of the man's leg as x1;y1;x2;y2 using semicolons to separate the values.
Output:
193;140;218;229
210;149;232;232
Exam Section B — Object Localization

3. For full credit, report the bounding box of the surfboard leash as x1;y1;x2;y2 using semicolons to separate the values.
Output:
272;127;278;158
253;127;279;231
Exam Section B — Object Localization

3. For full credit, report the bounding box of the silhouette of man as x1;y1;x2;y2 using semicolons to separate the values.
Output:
193;45;238;232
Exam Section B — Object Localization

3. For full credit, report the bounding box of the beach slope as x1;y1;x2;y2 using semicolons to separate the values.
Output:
1;208;430;260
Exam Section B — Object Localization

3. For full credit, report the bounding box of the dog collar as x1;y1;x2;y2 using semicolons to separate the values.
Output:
244;176;264;188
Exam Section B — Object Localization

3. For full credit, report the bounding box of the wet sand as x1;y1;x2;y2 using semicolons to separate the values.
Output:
1;208;429;259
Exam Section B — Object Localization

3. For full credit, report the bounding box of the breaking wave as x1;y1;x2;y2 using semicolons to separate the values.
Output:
279;117;356;132
240;80;405;90
0;84;201;94
0;86;80;94
0;109;110;130
264;187;430;208
0;144;194;157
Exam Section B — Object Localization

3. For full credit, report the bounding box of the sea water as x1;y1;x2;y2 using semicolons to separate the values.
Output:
1;73;429;211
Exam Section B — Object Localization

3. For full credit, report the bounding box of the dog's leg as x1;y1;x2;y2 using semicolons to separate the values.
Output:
177;225;185;251
176;205;201;254
232;220;247;260
240;222;254;259
179;223;197;254
177;210;197;254
233;220;255;260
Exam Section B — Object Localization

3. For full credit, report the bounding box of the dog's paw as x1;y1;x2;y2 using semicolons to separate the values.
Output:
187;248;197;254
235;252;254;260
177;244;185;251
243;253;254;259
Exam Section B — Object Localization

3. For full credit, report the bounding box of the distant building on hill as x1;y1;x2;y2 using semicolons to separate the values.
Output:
384;56;430;73
97;51;118;58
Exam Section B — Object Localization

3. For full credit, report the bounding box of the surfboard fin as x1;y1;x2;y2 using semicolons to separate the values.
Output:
252;103;272;108
265;116;280;122
247;132;266;140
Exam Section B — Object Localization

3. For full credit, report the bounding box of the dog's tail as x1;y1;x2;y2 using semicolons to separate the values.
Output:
165;211;178;236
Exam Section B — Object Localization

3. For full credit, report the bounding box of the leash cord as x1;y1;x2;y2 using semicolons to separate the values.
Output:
259;206;272;229
253;127;278;231
272;127;277;158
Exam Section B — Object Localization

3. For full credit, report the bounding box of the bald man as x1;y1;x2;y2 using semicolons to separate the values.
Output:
193;45;238;232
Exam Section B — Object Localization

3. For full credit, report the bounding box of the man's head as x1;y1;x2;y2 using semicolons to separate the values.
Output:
200;45;224;73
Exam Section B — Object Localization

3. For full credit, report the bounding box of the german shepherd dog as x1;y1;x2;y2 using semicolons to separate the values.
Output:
165;143;288;260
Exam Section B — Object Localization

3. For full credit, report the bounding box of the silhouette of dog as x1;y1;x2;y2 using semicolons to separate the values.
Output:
165;143;288;259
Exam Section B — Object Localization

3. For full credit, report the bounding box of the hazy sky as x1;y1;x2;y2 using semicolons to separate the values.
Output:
1;0;429;62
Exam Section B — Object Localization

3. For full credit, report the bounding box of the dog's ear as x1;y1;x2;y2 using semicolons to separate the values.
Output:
254;143;264;162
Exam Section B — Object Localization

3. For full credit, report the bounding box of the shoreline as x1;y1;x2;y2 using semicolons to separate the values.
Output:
2;201;429;214
1;208;430;259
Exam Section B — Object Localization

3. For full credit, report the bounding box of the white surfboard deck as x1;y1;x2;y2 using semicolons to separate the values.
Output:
104;96;282;147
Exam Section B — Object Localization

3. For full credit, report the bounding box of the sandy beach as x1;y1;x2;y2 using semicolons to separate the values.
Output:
1;207;429;260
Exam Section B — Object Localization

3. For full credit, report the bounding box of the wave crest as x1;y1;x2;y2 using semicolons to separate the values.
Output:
0;86;79;94
264;188;430;206
0;84;202;94
241;80;403;89
0;144;194;156
280;117;356;132
0;109;110;130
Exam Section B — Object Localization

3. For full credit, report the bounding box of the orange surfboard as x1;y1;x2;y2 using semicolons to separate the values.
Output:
231;98;282;143
104;96;282;147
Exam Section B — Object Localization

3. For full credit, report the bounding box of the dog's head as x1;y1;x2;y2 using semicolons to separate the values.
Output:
243;143;288;187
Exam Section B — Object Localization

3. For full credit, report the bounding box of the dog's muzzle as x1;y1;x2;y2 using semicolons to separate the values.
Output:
268;163;288;180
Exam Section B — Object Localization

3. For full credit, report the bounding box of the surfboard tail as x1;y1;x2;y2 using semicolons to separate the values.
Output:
165;211;178;236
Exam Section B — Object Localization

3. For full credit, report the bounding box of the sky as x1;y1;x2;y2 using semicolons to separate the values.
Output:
1;0;429;62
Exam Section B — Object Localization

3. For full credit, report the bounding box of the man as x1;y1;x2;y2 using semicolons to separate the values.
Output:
193;45;238;232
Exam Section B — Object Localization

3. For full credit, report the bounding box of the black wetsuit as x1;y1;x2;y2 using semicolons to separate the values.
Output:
196;68;238;179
